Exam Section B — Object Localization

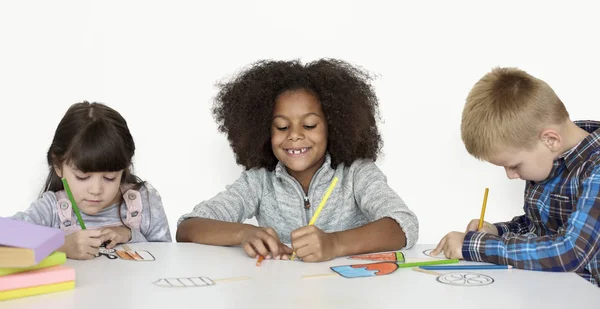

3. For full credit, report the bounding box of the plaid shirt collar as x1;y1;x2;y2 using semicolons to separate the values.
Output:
538;120;600;183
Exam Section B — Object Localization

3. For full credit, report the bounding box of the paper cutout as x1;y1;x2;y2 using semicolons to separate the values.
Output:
331;262;398;278
153;276;249;287
154;277;215;287
115;250;155;261
96;248;155;261
436;272;494;286
348;251;405;262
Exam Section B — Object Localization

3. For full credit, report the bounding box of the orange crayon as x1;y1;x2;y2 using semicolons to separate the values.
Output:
256;255;265;267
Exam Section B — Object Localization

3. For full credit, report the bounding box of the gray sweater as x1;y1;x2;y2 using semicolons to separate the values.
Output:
178;155;419;247
12;183;172;243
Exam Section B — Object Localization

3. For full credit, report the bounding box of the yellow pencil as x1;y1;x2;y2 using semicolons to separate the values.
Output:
290;177;339;261
478;188;489;230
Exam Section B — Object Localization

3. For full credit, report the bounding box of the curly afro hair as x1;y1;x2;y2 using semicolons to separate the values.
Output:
212;58;383;171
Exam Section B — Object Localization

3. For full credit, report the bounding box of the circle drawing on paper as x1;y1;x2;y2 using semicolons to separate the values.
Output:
422;249;444;258
436;272;494;287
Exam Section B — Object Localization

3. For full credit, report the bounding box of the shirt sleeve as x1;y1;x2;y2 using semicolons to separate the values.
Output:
177;170;262;226
494;214;533;236
462;166;600;272
130;183;172;243
11;192;59;228
352;160;420;248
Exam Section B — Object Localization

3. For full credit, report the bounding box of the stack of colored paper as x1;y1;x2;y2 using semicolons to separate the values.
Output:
0;217;75;301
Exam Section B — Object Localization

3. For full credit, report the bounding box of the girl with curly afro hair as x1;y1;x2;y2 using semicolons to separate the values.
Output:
177;59;418;262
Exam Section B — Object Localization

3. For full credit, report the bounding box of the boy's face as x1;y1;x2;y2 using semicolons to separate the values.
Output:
271;89;328;181
55;163;124;215
487;141;556;182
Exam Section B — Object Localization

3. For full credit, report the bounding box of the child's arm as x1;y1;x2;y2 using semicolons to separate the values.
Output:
492;215;533;236
176;170;285;251
292;217;407;262
462;166;600;271
11;192;59;228
178;218;292;258
177;217;254;245
351;160;419;249
465;215;531;236
291;161;418;262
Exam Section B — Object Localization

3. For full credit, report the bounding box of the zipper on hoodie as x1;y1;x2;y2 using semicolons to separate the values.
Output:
280;161;328;225
304;196;311;209
301;164;328;223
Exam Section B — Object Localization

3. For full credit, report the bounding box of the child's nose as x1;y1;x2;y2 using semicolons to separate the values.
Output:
88;179;103;195
287;127;304;141
505;168;520;180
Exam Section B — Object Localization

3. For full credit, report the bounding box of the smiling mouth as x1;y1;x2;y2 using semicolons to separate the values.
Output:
284;147;310;155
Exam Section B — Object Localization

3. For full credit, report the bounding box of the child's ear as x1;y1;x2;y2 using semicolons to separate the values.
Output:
53;164;63;178
52;157;63;178
540;129;561;152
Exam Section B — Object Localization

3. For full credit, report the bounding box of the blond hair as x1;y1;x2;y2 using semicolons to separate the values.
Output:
461;67;569;160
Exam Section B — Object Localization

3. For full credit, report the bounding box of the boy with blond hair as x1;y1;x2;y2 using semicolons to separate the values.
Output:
432;67;600;286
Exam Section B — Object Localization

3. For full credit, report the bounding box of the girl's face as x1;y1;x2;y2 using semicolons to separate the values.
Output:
271;89;328;181
55;163;124;215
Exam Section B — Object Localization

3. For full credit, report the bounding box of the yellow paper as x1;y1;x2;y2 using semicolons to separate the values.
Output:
0;281;74;301
0;252;66;277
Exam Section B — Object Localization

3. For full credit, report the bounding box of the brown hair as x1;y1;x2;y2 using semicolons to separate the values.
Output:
461;67;569;160
42;101;144;194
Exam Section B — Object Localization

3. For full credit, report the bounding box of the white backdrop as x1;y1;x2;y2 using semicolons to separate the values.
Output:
1;0;599;244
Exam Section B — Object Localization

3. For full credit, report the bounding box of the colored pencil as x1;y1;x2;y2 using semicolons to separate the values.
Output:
290;177;339;261
61;178;86;229
396;258;459;269
478;188;489;230
419;264;512;271
256;255;264;267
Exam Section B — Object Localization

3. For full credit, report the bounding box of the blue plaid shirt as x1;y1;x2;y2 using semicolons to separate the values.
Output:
462;120;600;286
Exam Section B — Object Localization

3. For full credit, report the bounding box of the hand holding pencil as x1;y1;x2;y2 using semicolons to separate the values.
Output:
432;188;493;259
464;188;498;235
289;177;339;263
290;225;340;262
465;219;498;235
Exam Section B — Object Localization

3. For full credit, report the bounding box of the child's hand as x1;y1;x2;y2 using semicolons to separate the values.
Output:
465;219;499;235
62;229;106;260
290;225;339;262
240;226;292;260
431;231;465;259
99;226;132;249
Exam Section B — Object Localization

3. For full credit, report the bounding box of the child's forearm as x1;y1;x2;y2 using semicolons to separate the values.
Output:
332;217;406;257
175;217;253;246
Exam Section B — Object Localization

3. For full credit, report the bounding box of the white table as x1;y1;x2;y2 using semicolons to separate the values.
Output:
2;243;599;308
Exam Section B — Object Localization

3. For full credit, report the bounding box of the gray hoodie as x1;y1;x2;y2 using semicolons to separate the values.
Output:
178;155;418;247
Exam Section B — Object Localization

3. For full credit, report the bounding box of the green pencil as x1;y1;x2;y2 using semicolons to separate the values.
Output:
61;178;86;229
396;258;460;269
